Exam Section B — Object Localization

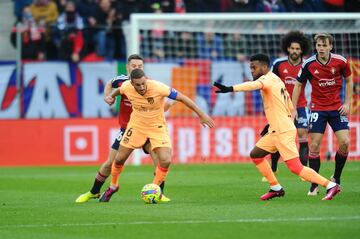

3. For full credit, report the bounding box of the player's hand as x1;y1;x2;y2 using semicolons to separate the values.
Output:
260;124;269;137
213;82;234;93
338;103;350;115
291;109;298;121
200;114;215;128
104;95;115;105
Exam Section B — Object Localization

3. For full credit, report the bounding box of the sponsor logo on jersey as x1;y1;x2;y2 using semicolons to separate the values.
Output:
318;78;335;87
284;76;296;85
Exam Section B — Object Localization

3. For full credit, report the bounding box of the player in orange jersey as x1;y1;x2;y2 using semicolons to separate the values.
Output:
264;31;312;181
214;53;340;200
75;54;175;203
104;68;214;201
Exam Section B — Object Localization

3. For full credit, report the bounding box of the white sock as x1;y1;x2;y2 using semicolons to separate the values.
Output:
326;181;336;190
270;184;282;191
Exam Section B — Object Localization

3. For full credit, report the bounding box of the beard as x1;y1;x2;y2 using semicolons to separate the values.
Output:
289;53;300;62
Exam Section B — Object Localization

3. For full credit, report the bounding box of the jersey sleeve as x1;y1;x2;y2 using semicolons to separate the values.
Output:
111;75;128;88
156;81;172;97
296;64;311;84
272;61;280;76
342;59;352;78
119;81;129;95
233;80;263;92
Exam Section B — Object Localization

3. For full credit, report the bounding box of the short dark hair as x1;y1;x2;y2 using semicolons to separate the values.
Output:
281;31;311;56
250;54;270;66
127;54;144;63
130;68;145;80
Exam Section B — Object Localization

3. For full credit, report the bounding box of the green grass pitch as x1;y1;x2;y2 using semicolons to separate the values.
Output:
1;161;359;239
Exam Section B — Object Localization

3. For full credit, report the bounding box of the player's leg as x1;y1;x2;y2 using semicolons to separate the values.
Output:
100;126;146;202
251;135;284;200
307;111;327;195
270;152;280;172
75;129;124;203
152;146;172;202
278;130;340;200
297;128;309;166
143;140;166;192
328;110;350;184
99;145;134;202
262;152;279;182
296;107;310;167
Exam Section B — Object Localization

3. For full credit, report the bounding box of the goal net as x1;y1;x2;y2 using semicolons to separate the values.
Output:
125;13;360;164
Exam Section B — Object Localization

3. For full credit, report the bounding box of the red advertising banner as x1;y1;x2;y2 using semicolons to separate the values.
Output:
0;117;359;166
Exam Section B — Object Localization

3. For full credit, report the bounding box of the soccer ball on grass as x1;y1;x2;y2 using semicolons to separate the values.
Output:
141;183;161;204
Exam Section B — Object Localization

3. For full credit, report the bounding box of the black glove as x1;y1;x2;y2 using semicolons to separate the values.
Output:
213;82;233;93
260;124;270;137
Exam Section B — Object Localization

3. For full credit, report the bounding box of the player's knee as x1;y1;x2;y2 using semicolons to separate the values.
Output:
285;158;304;175
309;142;320;152
338;137;350;152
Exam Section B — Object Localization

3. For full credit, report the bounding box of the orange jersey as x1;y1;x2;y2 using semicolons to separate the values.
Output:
119;80;171;128
233;71;295;134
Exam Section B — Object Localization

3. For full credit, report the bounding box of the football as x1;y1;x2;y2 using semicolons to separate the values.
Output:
141;183;161;204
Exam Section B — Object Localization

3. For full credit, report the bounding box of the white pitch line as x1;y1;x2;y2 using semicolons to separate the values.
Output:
1;216;360;229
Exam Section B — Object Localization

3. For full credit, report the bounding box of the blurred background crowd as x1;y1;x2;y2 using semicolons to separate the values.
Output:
11;0;360;62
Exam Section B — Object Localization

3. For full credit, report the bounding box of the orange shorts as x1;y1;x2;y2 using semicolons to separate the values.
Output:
120;123;172;150
255;129;299;161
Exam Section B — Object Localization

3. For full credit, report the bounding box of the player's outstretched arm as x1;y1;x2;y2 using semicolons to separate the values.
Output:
175;92;215;128
214;81;262;93
213;82;234;93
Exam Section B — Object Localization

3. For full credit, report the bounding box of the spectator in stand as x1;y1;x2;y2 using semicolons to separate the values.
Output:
165;31;198;59
285;0;315;12
30;0;59;59
197;31;224;60
145;1;175;13
220;0;256;12
89;0;116;60
255;0;287;12
54;0;68;13
116;0;146;22
184;0;220;12
10;5;46;61
13;0;33;21
76;0;98;57
54;0;84;62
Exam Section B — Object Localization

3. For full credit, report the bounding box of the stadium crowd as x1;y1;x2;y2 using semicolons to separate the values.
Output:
11;0;360;62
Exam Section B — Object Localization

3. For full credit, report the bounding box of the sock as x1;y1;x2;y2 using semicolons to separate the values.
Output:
160;181;165;192
111;162;124;187
270;184;282;191
308;152;321;188
253;158;279;186
153;171;166;192
333;149;348;184
153;165;169;186
299;166;329;188
90;172;108;194
299;142;309;166
326;181;337;190
271;152;280;172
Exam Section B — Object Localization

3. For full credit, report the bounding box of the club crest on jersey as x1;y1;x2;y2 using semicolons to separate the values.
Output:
331;67;336;75
283;68;288;74
147;97;154;104
314;69;319;74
